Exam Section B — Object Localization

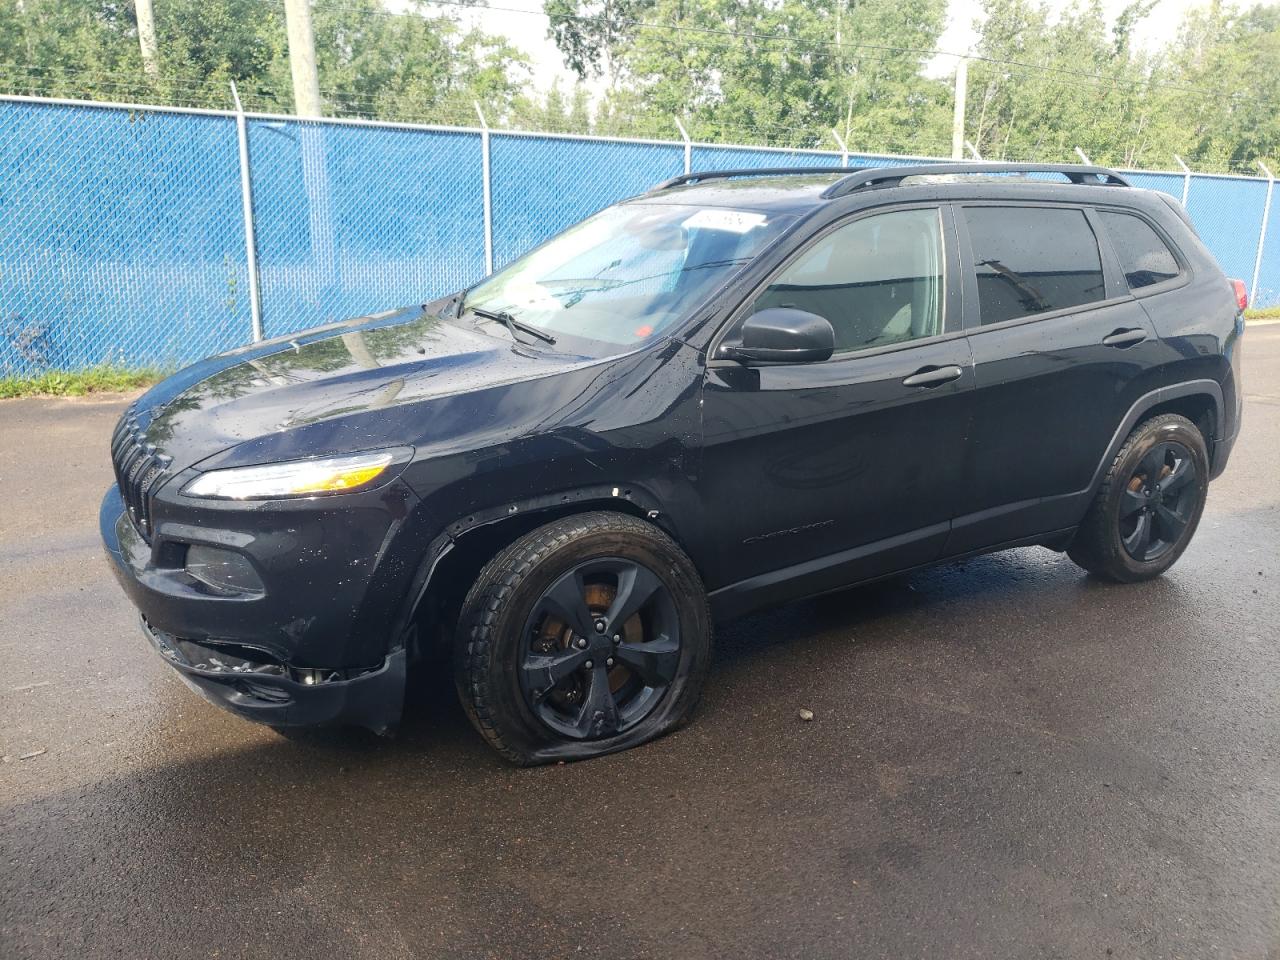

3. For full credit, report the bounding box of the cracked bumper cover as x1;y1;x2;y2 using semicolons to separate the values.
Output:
140;617;406;732
101;485;406;733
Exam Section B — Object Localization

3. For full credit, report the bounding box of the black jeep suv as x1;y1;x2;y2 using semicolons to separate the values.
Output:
102;163;1245;764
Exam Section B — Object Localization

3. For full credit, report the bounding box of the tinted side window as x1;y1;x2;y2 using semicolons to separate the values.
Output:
754;208;944;353
962;207;1106;325
1099;211;1180;289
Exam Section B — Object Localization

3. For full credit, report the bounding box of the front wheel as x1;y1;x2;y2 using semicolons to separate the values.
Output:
455;512;712;765
1068;413;1209;582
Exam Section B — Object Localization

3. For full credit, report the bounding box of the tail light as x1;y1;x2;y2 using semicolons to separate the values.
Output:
1229;278;1248;312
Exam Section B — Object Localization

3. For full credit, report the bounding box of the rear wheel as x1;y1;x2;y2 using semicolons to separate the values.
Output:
455;512;711;765
1068;413;1209;582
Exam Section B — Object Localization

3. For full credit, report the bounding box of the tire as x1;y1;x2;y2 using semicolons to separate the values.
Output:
454;511;712;765
1068;413;1210;582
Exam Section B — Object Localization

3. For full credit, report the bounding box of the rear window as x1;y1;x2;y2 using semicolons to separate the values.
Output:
962;207;1106;325
1099;211;1180;290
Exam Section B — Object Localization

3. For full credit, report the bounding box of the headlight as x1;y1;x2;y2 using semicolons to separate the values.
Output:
183;450;405;500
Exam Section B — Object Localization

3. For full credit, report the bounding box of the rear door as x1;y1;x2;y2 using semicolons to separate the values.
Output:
949;202;1163;554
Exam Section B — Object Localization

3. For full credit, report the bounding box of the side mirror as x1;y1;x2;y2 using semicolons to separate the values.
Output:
726;307;835;364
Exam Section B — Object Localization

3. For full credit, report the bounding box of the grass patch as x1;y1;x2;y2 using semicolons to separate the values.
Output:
0;365;165;400
1245;305;1280;320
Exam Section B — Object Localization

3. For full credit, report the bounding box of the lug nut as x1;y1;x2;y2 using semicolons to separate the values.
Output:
612;634;621;643
595;620;606;633
584;660;594;670
606;658;614;668
575;637;588;649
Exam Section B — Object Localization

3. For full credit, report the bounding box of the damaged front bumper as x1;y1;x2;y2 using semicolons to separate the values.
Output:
141;617;406;734
101;484;407;735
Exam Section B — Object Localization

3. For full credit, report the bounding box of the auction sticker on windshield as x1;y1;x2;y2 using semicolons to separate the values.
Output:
681;209;769;233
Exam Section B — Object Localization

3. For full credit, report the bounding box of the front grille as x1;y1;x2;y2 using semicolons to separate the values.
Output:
110;407;170;541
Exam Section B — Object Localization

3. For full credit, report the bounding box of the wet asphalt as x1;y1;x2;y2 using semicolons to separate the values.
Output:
2;326;1279;960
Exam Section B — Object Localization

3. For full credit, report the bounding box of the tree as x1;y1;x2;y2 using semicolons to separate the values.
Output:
0;0;148;100
549;0;951;151
509;76;594;132
544;0;650;82
1156;2;1280;170
0;0;531;122
963;0;1164;167
962;0;1279;173
3;0;1278;169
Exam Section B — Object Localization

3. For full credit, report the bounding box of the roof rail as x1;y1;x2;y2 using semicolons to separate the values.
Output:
651;166;861;192
821;162;1130;197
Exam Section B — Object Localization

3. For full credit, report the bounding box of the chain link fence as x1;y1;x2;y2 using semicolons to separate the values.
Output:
0;98;250;373
249;118;486;336
1;94;1277;377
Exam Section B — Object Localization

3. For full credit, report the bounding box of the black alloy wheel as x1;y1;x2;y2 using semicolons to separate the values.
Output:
519;558;681;740
1068;412;1210;582
1118;440;1199;562
455;511;712;765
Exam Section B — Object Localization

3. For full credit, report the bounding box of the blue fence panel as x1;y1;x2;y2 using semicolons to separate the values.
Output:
2;96;1278;375
0;100;248;375
690;145;841;170
1258;188;1279;307
491;135;684;268
1183;175;1269;293
847;152;944;169
248;119;485;338
1121;170;1183;197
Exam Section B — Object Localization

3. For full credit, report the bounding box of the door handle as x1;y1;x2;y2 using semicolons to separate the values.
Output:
901;365;964;388
1101;328;1148;348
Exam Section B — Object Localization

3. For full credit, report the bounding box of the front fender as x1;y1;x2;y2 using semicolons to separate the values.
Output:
389;479;712;649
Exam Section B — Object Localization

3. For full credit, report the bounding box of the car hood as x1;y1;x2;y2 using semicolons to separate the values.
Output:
131;305;600;471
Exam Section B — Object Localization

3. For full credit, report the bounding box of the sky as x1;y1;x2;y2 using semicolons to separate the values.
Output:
442;0;1235;95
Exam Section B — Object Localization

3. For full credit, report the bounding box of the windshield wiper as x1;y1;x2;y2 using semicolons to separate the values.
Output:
469;306;557;345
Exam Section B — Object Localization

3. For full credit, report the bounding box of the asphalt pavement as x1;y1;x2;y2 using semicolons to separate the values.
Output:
2;326;1278;959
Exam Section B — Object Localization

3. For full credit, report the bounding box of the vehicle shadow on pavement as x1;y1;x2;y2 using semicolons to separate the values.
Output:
235;543;1198;761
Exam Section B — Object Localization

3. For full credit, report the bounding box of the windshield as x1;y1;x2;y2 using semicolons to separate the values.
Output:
463;202;794;350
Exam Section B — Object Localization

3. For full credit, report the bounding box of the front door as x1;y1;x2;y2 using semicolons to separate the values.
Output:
698;205;975;613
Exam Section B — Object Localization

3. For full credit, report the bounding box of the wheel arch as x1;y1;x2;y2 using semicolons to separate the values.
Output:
1140;393;1217;451
395;486;702;659
1085;379;1223;502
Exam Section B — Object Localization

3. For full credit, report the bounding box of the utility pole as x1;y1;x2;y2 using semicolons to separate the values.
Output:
951;57;968;160
135;0;159;76
283;0;323;117
283;0;333;310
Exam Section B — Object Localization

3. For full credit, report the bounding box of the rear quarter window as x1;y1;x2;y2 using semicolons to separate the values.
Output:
961;206;1106;325
1098;210;1181;290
